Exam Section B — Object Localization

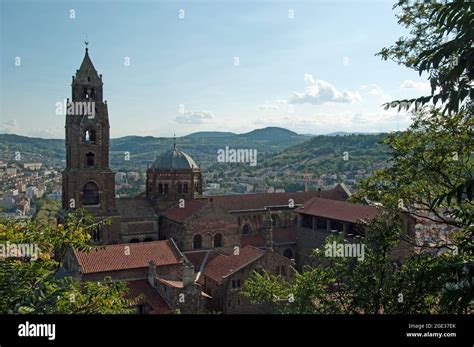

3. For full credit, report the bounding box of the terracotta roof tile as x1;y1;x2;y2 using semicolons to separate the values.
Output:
295;197;379;224
126;279;172;314
203;246;264;283
75;240;182;274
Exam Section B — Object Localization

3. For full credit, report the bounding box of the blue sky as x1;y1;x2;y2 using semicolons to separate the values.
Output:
0;0;430;138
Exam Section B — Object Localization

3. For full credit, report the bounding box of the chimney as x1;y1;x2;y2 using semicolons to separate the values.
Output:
148;260;156;288
182;261;195;287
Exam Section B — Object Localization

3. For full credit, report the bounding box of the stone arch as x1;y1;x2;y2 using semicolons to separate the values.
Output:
82;181;99;205
242;223;251;235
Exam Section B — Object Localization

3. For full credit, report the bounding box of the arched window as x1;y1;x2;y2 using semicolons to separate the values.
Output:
283;249;293;259
193;234;202;249
85;152;95;167
242;224;251;235
82;182;99;205
158;184;163;194
83;129;97;144
177;183;182;193
183;183;189;194
213;233;222;248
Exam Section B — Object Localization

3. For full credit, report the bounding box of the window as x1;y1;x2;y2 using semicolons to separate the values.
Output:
177;183;182;193
83;129;97;144
158;184;163;194
85;152;95;167
213;233;222;248
164;184;169;194
242;224;251;234
82;182;99;205
183;183;188;194
193;234;202;249
92;228;101;242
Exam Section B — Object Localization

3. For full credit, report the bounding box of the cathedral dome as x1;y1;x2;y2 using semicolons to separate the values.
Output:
152;148;199;170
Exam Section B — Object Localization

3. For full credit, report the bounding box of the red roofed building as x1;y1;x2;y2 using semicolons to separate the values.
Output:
64;240;207;314
184;246;294;314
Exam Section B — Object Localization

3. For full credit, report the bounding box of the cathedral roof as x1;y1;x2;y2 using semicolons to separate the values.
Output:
152;147;199;170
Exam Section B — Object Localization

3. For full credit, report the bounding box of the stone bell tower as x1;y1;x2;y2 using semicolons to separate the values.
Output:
62;46;117;233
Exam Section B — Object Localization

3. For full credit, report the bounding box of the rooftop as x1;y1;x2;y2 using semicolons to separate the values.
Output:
74;240;183;274
295;197;380;224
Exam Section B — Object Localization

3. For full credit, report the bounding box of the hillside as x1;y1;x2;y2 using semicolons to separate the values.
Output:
0;127;309;170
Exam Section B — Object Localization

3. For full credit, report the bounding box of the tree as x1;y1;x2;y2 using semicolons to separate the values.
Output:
243;212;460;313
0;210;133;314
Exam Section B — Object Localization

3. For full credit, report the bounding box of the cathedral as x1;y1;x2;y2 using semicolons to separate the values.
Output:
62;47;352;258
61;48;393;314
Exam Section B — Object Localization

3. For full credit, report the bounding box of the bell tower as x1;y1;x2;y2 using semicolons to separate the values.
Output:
62;46;116;216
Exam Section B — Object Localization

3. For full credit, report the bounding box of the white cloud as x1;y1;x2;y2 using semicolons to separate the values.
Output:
289;74;361;105
359;84;392;102
0;120;20;134
174;110;214;124
400;80;430;90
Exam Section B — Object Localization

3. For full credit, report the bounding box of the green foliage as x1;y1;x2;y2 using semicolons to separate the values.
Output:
0;210;132;314
378;0;474;114
243;212;470;314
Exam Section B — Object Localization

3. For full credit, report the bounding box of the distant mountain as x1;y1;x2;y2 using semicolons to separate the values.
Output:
187;131;236;139
0;127;309;170
239;127;299;140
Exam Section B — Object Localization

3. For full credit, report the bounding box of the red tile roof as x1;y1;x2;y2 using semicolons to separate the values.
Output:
199;189;347;212
160;200;206;222
295;197;379;224
203;246;264;283
126;279;172;314
241;234;266;248
75;240;182;274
